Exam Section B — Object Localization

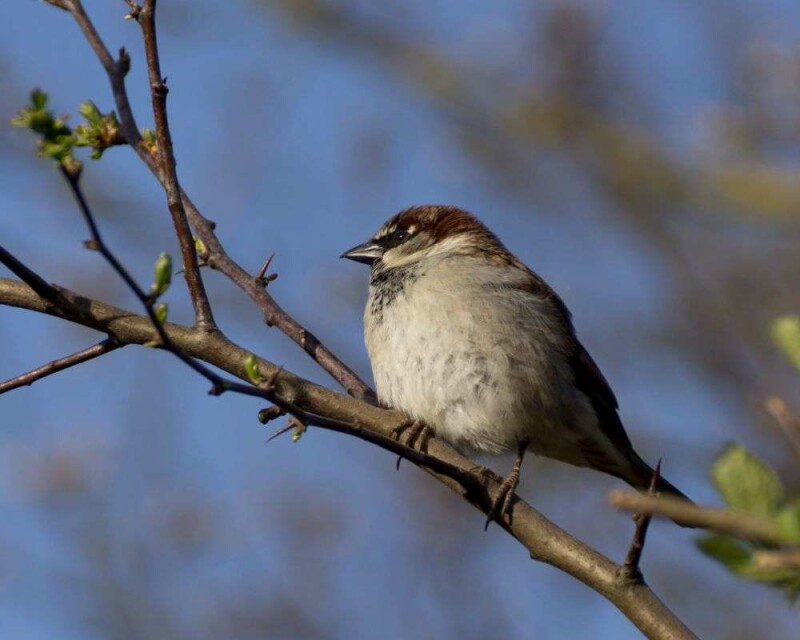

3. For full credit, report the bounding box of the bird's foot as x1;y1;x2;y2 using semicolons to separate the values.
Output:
484;440;528;531
391;419;432;470
484;467;521;531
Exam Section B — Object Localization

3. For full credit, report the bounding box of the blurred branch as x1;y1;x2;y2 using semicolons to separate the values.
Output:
609;490;793;547
751;549;800;571
0;274;695;640
265;0;800;218
61;0;374;402
764;396;800;459
0;337;120;394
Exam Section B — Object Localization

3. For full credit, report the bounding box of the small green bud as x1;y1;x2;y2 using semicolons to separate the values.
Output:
140;127;159;155
244;354;262;384
194;235;208;257
150;252;172;298
79;100;102;126
31;88;48;110
291;421;307;442
154;302;168;324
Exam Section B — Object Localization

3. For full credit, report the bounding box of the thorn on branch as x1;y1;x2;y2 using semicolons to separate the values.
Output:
256;253;278;287
265;416;306;444
265;421;294;443
618;459;661;584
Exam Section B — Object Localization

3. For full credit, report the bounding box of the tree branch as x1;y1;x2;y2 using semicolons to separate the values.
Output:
0;244;75;312
0;275;696;640
609;490;793;547
764;395;800;459
61;0;374;402
0;338;120;394
130;0;216;330
751;549;800;571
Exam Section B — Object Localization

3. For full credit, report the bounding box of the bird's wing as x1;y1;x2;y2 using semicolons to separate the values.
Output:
570;343;633;451
517;264;634;453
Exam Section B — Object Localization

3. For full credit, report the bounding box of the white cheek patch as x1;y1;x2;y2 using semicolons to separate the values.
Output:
380;233;473;268
381;246;419;268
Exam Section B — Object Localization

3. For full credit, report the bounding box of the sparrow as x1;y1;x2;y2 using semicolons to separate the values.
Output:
341;205;691;526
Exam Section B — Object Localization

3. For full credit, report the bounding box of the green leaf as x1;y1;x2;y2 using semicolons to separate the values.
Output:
150;252;172;298
244;354;262;384
696;534;752;571
712;444;783;516
772;315;800;371
775;498;800;545
78;100;102;126
698;535;800;598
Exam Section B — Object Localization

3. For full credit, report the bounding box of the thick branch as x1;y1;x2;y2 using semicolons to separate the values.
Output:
0;276;696;640
63;0;373;402
609;490;793;547
0;338;120;394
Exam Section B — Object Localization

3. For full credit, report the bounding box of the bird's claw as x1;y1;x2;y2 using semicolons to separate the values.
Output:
484;472;520;531
484;441;527;531
391;419;432;470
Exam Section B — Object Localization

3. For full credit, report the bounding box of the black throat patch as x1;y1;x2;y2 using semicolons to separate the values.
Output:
369;264;421;322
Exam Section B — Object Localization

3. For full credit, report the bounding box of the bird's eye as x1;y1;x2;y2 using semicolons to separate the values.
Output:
376;229;413;249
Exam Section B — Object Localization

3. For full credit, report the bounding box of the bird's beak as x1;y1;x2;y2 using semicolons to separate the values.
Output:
340;240;384;265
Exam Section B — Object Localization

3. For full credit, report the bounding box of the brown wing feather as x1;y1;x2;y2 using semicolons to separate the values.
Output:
514;264;635;454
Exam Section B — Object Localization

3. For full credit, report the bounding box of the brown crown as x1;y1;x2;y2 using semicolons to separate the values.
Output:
378;205;504;247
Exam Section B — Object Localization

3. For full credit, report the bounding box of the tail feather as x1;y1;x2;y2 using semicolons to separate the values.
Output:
621;452;696;528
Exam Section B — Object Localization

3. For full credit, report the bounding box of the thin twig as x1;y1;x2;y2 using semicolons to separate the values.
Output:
60;0;375;402
134;0;216;330
0;338;120;394
618;460;661;583
57;164;240;397
609;490;793;547
0;244;74;311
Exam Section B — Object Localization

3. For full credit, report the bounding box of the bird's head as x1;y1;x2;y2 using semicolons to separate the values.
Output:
340;205;506;269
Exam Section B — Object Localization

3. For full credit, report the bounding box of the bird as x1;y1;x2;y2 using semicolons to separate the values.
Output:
341;205;691;527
